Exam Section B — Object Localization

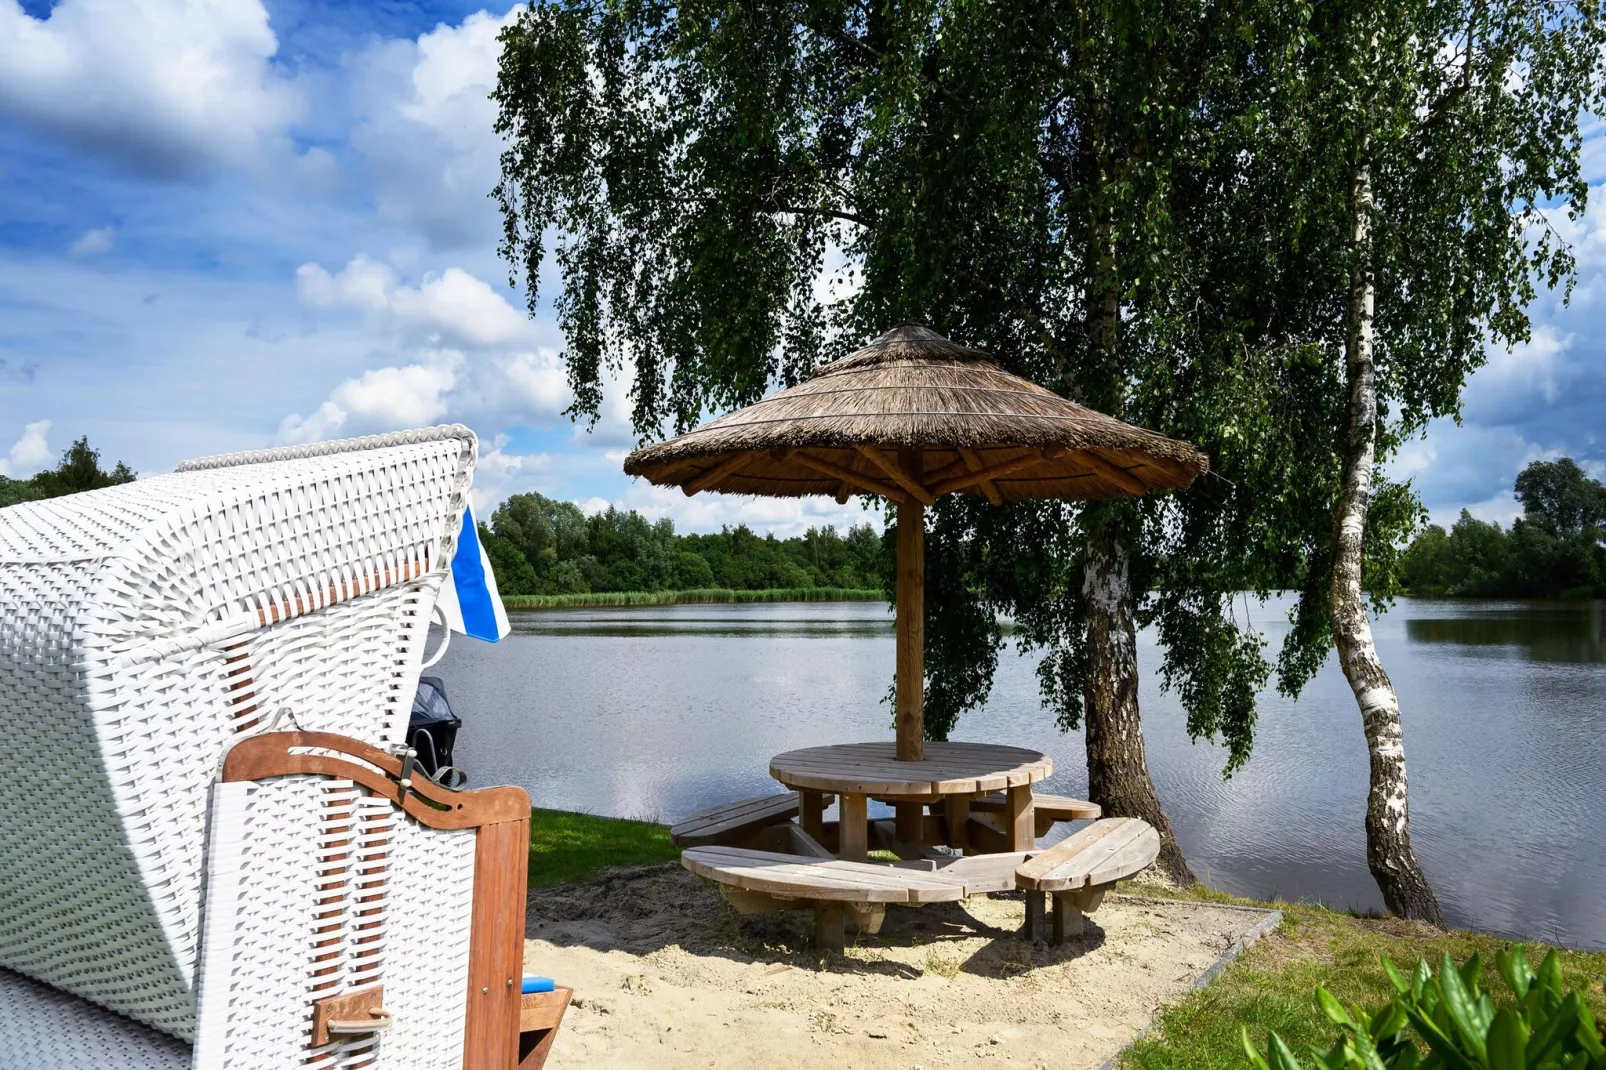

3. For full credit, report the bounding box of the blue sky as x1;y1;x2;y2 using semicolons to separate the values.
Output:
0;0;1601;536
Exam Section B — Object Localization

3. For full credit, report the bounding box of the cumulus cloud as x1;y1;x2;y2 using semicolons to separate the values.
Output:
0;0;302;175
345;9;515;249
609;479;882;538
0;419;53;478
277;353;462;443
67;226;115;257
296;255;529;347
468;435;557;513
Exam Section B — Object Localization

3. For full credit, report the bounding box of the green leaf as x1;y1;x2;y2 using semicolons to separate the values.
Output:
1242;1025;1274;1070
1439;953;1490;1060
1487;1009;1529;1070
1498;949;1533;1001
1384;956;1413;996
1525;993;1582;1067
1319;987;1359;1029
1267;1031;1311;1070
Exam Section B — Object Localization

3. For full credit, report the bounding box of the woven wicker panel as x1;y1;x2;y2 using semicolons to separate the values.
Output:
380;797;476;1068
194;777;477;1069
0;966;191;1070
0;427;476;1038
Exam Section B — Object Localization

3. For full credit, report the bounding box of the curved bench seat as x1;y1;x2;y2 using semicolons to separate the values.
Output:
1015;817;1160;944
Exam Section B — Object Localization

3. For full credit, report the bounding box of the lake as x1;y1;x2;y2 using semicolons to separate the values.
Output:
435;596;1606;950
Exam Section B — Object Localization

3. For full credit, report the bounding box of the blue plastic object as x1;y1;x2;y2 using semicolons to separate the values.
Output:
521;976;556;994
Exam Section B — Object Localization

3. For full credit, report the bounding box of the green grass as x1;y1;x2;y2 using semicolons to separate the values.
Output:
527;807;680;888
502;587;883;609
1118;882;1606;1069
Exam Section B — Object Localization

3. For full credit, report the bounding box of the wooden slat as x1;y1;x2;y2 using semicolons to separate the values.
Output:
1007;784;1035;852
932;850;1035;894
463;816;529;1070
1015;818;1158;892
670;792;805;846
1076;449;1148;494
1014;819;1128;886
787;822;834;859
928;451;1049;496
789;450;910;503
683;451;756;496
682;846;970;904
959;447;1004;505
839;793;868;863
858;445;935;506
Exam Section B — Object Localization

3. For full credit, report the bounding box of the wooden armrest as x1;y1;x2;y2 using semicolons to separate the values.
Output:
520;987;572;1034
518;986;572;1070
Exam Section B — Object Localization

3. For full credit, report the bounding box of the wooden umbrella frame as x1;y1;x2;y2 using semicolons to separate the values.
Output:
623;326;1209;764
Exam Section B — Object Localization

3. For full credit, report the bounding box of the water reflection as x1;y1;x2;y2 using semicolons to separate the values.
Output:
439;597;1606;950
1405;601;1606;662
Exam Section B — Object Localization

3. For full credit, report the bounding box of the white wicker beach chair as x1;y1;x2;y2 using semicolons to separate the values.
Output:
0;426;553;1069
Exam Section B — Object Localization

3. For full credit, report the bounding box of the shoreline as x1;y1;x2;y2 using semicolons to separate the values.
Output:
502;587;885;610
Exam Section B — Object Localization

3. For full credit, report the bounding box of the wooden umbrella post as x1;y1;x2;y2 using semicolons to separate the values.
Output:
894;447;925;763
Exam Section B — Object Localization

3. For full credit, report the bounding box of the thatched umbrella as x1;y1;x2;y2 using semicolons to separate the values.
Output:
624;324;1208;762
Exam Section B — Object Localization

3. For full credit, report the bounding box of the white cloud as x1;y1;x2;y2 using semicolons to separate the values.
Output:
345;9;516;248
278;353;462;443
0;419;53;478
611;479;882;538
0;0;302;174
67;226;114;257
497;350;570;415
1472;326;1570;406
468;435;556;513
296;256;529;347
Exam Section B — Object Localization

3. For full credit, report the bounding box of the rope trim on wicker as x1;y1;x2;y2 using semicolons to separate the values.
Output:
175;425;477;473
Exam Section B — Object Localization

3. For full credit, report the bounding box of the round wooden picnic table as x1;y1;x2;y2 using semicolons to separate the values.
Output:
769;741;1052;863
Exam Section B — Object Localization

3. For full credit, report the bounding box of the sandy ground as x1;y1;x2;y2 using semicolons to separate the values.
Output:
524;864;1275;1070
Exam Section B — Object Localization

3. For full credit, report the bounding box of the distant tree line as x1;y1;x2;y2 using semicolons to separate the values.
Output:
0;437;136;507
1402;458;1606;598
478;491;888;595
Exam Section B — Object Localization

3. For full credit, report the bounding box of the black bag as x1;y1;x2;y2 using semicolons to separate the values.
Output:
406;675;462;781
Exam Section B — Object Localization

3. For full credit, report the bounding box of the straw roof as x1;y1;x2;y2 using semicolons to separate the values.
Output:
623;325;1209;504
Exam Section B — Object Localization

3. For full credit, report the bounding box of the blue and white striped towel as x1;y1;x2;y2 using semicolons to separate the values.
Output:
437;502;510;642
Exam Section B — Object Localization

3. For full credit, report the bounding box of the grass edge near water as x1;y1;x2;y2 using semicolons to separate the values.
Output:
503;587;883;609
1116;880;1606;1069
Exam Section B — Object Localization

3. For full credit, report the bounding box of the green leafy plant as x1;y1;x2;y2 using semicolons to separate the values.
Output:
1243;950;1606;1069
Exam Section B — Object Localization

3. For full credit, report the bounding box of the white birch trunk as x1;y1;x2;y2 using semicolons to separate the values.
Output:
1330;157;1444;924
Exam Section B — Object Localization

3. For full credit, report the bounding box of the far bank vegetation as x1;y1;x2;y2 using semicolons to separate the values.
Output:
479;491;887;598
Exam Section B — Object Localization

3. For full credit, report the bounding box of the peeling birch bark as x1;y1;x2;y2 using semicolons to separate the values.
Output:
1331;158;1444;924
1082;526;1195;885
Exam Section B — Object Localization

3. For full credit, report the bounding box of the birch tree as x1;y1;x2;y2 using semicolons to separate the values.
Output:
492;0;1301;883
1257;0;1606;920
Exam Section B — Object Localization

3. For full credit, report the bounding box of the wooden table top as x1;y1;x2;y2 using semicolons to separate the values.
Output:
769;741;1053;796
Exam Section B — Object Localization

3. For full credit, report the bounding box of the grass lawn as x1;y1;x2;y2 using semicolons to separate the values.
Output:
527;807;681;888
1118;881;1606;1069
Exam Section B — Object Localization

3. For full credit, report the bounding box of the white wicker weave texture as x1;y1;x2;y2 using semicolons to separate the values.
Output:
193;777;476;1069
0;966;192;1070
0;427;476;1039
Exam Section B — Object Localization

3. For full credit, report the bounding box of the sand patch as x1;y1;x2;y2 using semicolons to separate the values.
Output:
525;865;1275;1069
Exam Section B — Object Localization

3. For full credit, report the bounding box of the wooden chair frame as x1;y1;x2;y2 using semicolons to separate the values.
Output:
222;731;558;1069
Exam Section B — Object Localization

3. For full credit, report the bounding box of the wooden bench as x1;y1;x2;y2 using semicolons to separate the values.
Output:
682;845;970;952
670;792;832;848
1014;817;1159;944
971;792;1101;835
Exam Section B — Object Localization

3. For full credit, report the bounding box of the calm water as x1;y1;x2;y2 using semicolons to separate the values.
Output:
437;596;1606;950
